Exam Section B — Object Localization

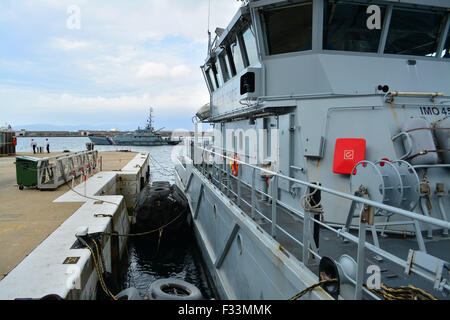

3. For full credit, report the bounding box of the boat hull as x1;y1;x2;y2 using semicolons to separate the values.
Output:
88;135;115;145
174;159;332;300
112;135;179;146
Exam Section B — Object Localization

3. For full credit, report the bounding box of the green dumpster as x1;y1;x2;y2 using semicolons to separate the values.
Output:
15;156;39;190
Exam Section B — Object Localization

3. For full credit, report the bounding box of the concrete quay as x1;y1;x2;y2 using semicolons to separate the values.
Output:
0;151;149;299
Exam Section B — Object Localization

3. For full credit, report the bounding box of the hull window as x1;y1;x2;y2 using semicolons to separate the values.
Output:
323;1;385;53
385;7;446;56
261;2;312;55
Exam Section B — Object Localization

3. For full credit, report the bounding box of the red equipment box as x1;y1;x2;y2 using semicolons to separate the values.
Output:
333;138;366;174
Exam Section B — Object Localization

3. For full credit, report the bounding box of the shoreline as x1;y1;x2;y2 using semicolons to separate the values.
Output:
14;130;197;138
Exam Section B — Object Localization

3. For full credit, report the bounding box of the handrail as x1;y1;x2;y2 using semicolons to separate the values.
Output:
181;157;385;299
36;150;98;190
389;91;444;97
195;143;450;230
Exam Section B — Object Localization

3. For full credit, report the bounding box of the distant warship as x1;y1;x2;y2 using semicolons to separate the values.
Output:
88;107;180;146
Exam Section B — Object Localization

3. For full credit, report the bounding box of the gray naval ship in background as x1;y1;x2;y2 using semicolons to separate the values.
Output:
88;107;180;146
87;134;115;145
173;0;450;300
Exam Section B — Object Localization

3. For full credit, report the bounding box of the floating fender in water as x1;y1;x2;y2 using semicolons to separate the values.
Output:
152;181;170;188
151;186;171;199
150;181;171;198
116;287;143;300
149;278;203;300
132;182;190;240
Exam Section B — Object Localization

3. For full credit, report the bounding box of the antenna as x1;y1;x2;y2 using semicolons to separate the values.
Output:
147;106;154;130
208;0;211;33
207;0;212;55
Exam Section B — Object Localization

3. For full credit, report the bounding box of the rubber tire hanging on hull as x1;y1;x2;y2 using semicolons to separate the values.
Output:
149;278;203;300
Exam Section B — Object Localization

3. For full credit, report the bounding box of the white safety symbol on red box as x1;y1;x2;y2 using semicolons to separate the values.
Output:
344;150;354;160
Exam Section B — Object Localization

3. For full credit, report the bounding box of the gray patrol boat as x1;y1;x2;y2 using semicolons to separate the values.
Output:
87;134;115;145
174;0;450;300
112;107;180;146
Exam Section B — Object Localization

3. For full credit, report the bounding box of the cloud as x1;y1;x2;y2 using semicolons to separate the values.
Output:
1;85;208;115
0;0;242;128
136;62;191;80
51;37;97;50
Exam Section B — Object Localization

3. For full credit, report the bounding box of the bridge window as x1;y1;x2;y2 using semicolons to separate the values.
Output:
384;7;446;56
230;37;245;74
225;47;237;76
242;26;259;66
215;60;224;87
323;1;385;53
442;29;450;58
206;66;218;92
219;51;232;82
261;2;313;55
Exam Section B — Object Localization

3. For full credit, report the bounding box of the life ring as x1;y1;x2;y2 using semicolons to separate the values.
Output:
12;137;17;146
230;155;239;177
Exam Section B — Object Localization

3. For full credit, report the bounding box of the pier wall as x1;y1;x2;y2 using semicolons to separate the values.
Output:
0;152;149;300
117;153;150;211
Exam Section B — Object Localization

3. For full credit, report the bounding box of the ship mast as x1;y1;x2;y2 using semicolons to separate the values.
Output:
146;107;154;131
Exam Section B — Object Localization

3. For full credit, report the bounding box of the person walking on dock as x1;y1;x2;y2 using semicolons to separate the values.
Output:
31;139;37;154
46;139;50;154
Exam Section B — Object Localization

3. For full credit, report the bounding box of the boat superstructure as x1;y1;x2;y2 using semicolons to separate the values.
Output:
174;0;450;300
99;107;180;146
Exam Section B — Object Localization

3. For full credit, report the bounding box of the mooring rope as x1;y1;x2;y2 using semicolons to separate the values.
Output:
364;283;438;300
289;278;438;300
290;279;338;300
77;236;117;300
62;172;121;207
101;207;187;238
148;153;174;176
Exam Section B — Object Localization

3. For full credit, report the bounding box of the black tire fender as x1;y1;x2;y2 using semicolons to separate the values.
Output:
149;278;203;300
150;187;170;198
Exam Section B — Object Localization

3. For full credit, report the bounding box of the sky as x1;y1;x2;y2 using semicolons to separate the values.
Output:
0;0;242;131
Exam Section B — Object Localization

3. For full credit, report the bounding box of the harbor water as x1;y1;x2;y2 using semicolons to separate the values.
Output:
15;136;215;299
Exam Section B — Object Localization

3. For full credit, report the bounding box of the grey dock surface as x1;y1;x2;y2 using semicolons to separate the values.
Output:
0;151;138;281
